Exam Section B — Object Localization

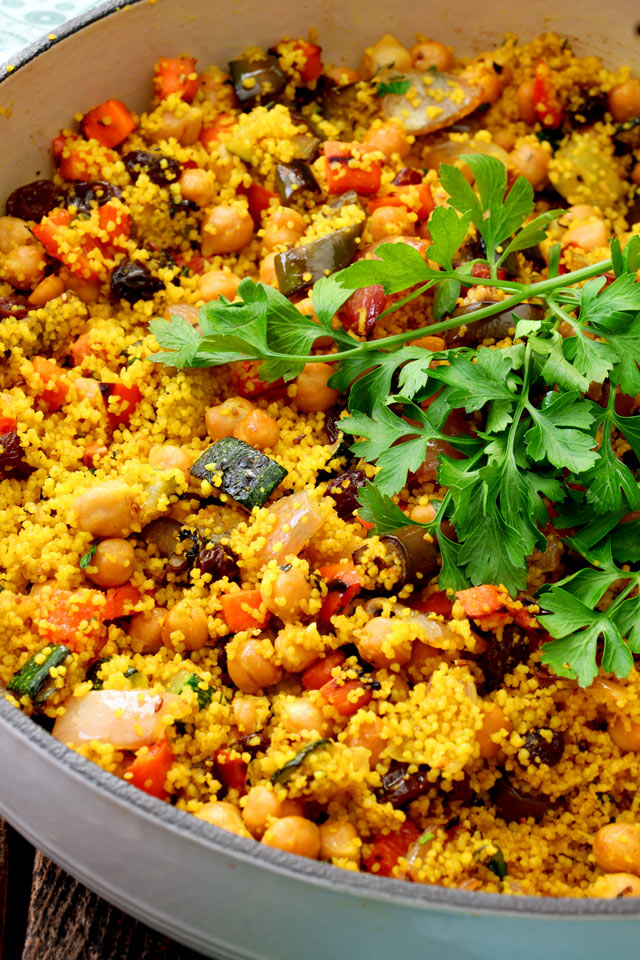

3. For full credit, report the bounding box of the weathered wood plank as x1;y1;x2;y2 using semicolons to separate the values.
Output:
0;821;36;959
0;819;7;955
21;852;208;960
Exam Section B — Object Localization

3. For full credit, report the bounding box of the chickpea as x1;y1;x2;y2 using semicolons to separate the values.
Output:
162;599;209;652
3;244;46;290
318;819;361;863
262;207;306;252
198;269;241;303
151;106;203;145
149;443;193;480
608;79;640;124
356;617;413;668
179;167;215;207
369;205;415;242
197;800;250;837
259;252;279;287
411;40;454;73
360;34;412;80
280;697;326;735
563;219;609;252
274;625;322;673
323;65;360;87
589;873;640;898
242;784;304;837
232;696;260;734
517;80;537;124
610;717;640;752
410;503;437;524
233;409;280;450
362;121;411;161
0;216;33;254
293;363;339;413
559;204;599;226
84;537;135;589
407;638;443;681
128;607;166;654
509;143;550;191
593;823;640;875
73;481;135;538
477;705;512;759
262;815;320;859
262;565;312;621
492;129;516;153
29;274;65;306
205;396;255;442
227;637;283;695
201;205;254;257
461;63;502;105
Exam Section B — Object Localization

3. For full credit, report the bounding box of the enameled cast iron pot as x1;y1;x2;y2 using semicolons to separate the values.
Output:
1;2;640;956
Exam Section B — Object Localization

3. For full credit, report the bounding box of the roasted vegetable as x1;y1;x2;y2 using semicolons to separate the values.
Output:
491;776;553;822
0;295;34;320
142;517;194;574
380;525;439;588
381;69;483;135
190;437;287;510
110;257;164;303
274;161;320;203
8;644;71;701
274;220;364;296
271;738;330;783
168;668;213;709
122;150;182;185
229;56;287;106
447;302;545;347
325;469;367;520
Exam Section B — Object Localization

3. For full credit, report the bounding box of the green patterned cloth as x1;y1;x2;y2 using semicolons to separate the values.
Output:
0;0;100;59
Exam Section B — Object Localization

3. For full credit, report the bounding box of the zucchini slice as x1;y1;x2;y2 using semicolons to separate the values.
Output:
167;668;213;709
8;643;71;700
190;438;287;510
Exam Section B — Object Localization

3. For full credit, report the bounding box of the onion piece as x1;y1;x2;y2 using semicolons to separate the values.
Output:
362;598;461;649
424;138;512;172
552;133;625;209
52;690;181;749
255;491;325;566
381;70;484;136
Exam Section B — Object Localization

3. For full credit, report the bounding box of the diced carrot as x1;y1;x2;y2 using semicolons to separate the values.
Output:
238;182;278;225
356;516;375;534
0;416;17;434
70;332;93;366
82;441;108;468
154;56;199;103
301;650;346;690
37;588;105;652
103;584;142;620
456;584;504;619
98;201;131;245
215;748;248;795
32;356;69;412
220;590;270;632
364;821;421;876
294;40;323;84
33;210;101;279
397;183;434;220
199;112;236;149
106;382;143;428
125;739;173;799
324;141;382;196
532;60;564;128
319;677;372;716
58;140;117;182
318;562;361;626
81;99;137;148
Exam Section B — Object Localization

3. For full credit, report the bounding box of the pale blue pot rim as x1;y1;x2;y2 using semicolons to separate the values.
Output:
0;0;639;920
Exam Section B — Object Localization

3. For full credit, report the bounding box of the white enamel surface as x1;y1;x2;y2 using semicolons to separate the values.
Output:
2;1;640;956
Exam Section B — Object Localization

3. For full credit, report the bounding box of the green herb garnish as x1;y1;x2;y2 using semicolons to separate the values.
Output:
418;830;435;845
150;153;640;687
375;77;412;97
79;542;98;570
475;843;508;880
271;738;330;784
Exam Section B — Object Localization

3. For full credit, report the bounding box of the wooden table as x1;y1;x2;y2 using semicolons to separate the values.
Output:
0;820;208;959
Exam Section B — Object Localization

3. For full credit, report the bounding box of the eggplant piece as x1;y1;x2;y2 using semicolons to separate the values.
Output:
381;70;484;136
274;161;321;203
492;777;553;823
376;760;431;807
122;150;181;185
275;220;364;296
229;55;287;107
64;180;122;214
325;469;367;520
190;437;287;510
380;525;439;588
446;301;545;347
142;517;194;573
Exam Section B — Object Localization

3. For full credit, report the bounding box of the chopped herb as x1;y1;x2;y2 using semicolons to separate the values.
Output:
79;541;98;570
376;77;412;97
271;738;331;784
418;830;435;845
475;843;508;880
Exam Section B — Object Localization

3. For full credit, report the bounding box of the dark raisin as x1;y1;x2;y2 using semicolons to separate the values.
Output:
196;542;239;581
324;406;346;445
110;258;164;303
0;295;35;320
477;623;532;693
229;729;270;758
64;180;122;214
376;760;431;807
325;468;367;519
0;430;33;477
523;728;565;766
6;179;62;221
571;95;607;126
393;167;423;186
168;196;199;219
122;150;181;186
491;777;552;823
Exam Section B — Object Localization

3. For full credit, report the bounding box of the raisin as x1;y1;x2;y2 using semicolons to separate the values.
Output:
523;728;565;767
6;179;63;221
376;760;431;807
393;167;423;186
64;180;122;214
478;623;532;693
110;257;164;303
196;542;239;581
122;150;181;186
0;295;35;320
491;777;552;823
325;468;367;519
0;430;33;477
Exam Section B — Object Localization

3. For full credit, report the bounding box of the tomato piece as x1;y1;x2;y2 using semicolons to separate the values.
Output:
125;739;173;799
215;749;248;795
106;382;143;428
364;821;421;876
103;585;142;619
302;650;346;690
317;563;361;627
295;41;323;84
238;182;278;225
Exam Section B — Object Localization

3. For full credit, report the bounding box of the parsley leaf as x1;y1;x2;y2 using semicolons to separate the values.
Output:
79;542;97;570
376;78;411;97
337;241;437;294
356;481;415;534
524;392;598;473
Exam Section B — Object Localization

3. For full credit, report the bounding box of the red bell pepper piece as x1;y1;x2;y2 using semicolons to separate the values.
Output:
103;584;142;620
215;748;248;795
340;285;388;337
469;263;509;281
364;820;421;876
81;99;137;148
98;202;131;245
413;590;453;619
318;562;361;627
456;584;504;619
229;360;285;399
302;650;346;690
319;677;373;716
294;40;323;84
125;739;173;799
106;382;143;428
324;141;382;196
33;210;101;279
154;56;199;102
0;416;18;434
238;182;278;225
220;590;270;632
532;60;564;128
